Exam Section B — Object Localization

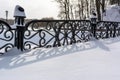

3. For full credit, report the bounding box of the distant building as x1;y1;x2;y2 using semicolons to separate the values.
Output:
0;18;33;25
0;18;14;25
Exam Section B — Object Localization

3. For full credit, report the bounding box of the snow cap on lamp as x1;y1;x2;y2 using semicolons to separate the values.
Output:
14;5;26;26
14;5;26;18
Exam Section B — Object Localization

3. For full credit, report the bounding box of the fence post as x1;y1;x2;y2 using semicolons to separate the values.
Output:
113;23;117;37
90;11;97;39
14;5;26;51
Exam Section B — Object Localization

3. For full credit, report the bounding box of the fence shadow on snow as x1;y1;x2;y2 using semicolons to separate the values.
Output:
0;20;120;69
0;37;120;69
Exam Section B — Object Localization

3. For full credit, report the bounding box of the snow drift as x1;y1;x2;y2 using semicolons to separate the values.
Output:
0;4;120;80
103;5;120;22
0;37;120;80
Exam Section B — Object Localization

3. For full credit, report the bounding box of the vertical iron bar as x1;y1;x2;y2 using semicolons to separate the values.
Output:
16;26;25;51
91;22;97;39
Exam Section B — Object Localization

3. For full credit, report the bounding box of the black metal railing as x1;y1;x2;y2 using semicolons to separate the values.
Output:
0;20;14;54
95;21;120;39
0;19;120;53
24;20;92;50
23;20;120;50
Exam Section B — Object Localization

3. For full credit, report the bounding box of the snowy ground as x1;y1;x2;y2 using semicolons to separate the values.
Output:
0;4;120;80
0;37;120;80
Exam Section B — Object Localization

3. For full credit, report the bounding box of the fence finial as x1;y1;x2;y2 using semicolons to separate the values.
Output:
14;5;26;26
90;10;97;38
90;10;97;24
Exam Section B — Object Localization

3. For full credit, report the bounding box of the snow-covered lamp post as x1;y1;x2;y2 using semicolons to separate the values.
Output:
14;5;26;26
90;11;97;24
90;10;97;38
14;5;26;51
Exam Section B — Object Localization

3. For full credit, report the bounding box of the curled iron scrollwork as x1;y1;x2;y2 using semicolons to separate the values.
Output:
24;20;92;50
22;20;120;51
0;20;14;53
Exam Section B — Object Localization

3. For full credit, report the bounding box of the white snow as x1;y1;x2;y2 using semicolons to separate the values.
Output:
0;37;120;80
0;4;120;80
14;5;26;17
103;5;120;22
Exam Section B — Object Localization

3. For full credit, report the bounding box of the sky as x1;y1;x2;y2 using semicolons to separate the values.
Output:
0;0;59;19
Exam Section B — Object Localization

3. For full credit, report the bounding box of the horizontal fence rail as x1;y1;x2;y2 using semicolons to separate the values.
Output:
0;19;120;53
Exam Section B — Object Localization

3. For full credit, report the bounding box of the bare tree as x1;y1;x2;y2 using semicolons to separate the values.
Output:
55;0;113;20
110;0;120;5
55;0;70;20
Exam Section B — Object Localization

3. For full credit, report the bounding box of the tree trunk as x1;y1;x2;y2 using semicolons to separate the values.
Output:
86;0;89;18
102;0;105;13
96;0;101;21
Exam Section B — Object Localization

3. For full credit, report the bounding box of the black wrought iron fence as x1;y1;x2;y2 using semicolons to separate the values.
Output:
0;20;15;54
95;21;120;39
23;20;120;50
24;20;92;50
0;19;120;53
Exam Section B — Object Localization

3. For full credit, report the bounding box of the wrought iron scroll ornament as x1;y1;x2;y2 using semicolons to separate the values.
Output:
0;20;14;53
24;20;92;50
24;20;120;50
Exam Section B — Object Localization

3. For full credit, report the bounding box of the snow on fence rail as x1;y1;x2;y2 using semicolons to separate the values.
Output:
0;19;120;54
